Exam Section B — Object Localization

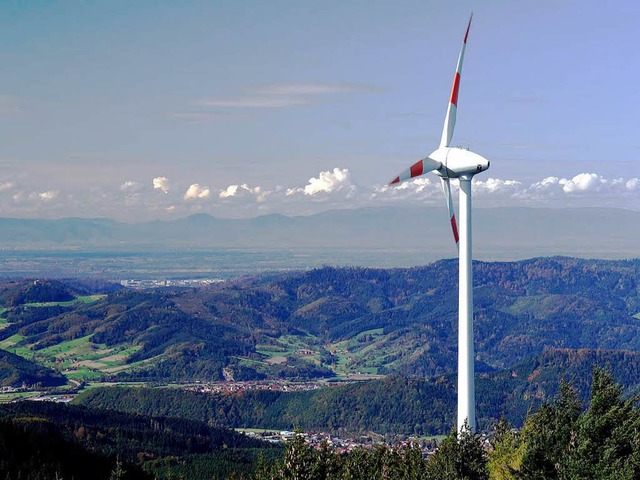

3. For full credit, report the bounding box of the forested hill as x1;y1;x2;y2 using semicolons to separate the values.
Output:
0;401;273;480
0;349;66;387
1;257;639;386
75;347;640;434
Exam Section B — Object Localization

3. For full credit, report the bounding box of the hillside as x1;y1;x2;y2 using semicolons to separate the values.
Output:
1;257;639;384
0;349;66;387
75;346;640;433
0;401;274;480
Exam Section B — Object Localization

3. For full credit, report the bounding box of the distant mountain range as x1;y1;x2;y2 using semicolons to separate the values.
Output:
0;207;639;262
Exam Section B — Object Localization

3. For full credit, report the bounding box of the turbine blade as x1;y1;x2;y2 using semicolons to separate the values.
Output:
439;13;473;149
388;157;441;186
441;177;459;246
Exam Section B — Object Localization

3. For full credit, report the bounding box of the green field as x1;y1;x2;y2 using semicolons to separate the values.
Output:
253;328;396;377
0;334;31;358
0;391;42;403
1;292;390;382
22;294;105;308
324;328;391;376
0;294;152;381
255;334;321;365
0;330;146;381
235;427;282;434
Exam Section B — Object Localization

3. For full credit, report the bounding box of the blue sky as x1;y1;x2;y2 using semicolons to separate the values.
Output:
0;0;639;220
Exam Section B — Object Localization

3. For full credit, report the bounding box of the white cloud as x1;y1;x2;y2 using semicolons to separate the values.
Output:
195;97;310;109
219;185;240;198
38;191;58;202
473;178;522;194
370;171;640;211
2;167;640;220
153;176;170;193
287;167;352;196
530;176;560;190
560;173;604;193
192;83;379;110
219;183;267;202
184;183;210;200
120;180;141;192
373;176;442;197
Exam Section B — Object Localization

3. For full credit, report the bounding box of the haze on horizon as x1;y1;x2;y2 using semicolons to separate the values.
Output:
0;1;638;222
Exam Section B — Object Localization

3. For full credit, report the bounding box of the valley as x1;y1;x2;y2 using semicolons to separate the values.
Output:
2;256;640;479
1;257;640;434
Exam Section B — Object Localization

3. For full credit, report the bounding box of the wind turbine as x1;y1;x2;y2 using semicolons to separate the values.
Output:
388;14;489;433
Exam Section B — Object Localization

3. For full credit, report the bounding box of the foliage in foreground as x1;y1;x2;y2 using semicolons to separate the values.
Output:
2;368;640;479
489;368;640;480
239;368;640;480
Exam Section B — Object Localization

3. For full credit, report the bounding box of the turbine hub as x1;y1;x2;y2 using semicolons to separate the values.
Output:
430;147;490;178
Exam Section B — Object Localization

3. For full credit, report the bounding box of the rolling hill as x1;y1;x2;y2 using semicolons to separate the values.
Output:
75;347;640;433
0;257;639;388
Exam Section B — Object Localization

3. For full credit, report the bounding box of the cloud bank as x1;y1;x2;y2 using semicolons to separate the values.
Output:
1;169;638;220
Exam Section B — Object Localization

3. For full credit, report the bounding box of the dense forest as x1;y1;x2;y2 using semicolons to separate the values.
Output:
3;369;640;479
76;346;640;434
76;376;457;434
1;258;640;477
1;257;640;385
241;369;640;480
0;349;66;387
0;401;278;480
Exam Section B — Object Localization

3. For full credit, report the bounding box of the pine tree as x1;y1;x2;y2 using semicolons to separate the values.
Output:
487;418;523;480
311;440;342;480
519;381;581;480
426;422;488;480
561;368;640;480
280;432;316;480
398;442;429;480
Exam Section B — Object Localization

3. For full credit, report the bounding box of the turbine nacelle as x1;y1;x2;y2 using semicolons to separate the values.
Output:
430;147;490;179
387;147;489;185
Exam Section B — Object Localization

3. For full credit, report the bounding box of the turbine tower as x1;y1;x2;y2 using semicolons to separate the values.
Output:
388;14;489;433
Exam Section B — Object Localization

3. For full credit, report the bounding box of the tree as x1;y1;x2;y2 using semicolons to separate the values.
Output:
280;432;316;480
109;458;126;480
487;418;523;480
519;381;581;480
311;440;342;480
398;442;430;480
427;422;488;480
561;368;640;480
